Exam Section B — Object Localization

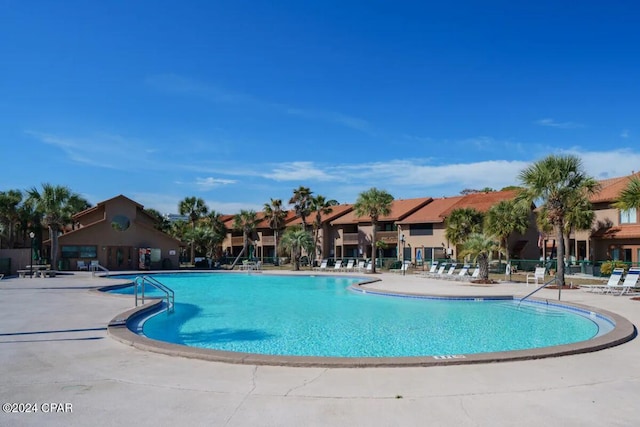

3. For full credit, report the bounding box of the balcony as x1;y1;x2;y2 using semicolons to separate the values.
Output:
231;236;244;246
261;236;275;246
377;231;398;244
343;233;359;244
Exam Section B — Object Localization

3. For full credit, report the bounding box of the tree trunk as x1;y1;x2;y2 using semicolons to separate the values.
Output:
49;225;58;269
556;221;565;299
479;254;489;280
190;222;196;265
371;223;377;273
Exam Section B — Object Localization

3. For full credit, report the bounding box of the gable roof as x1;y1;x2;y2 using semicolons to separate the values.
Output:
397;196;464;224
72;194;142;220
288;204;353;226
590;171;640;204
330;198;432;225
441;189;520;217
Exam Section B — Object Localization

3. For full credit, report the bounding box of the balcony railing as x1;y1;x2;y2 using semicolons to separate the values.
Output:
343;233;359;244
377;231;398;244
261;236;275;245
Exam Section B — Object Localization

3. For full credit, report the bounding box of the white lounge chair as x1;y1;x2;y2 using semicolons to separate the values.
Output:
313;259;328;271
356;260;366;272
588;268;623;293
526;267;546;286
391;261;411;274
471;266;480;278
612;267;640;295
587;268;624;293
343;259;355;272
454;264;471;281
445;263;458;277
333;260;343;272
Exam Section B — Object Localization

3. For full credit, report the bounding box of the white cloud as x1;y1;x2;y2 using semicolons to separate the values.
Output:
535;118;584;129
195;177;237;189
262;161;340;182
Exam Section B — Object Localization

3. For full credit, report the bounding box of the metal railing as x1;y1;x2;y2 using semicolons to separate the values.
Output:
518;276;557;306
134;275;175;314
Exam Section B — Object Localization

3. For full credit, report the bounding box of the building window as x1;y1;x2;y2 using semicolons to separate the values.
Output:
620;208;637;224
62;245;98;259
111;215;131;231
409;224;433;236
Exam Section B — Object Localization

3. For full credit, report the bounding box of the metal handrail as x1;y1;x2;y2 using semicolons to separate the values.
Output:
134;276;175;314
518;276;557;306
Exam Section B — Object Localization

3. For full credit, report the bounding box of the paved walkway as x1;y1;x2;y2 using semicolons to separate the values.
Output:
1;271;639;426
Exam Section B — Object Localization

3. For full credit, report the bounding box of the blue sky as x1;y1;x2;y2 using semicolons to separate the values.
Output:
2;1;639;215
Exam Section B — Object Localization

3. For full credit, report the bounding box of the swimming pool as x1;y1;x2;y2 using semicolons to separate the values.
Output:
106;273;617;361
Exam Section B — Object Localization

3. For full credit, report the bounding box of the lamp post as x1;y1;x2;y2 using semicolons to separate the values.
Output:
29;231;35;278
400;234;406;276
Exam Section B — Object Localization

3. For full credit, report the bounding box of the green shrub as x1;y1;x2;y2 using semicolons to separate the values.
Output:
599;261;628;276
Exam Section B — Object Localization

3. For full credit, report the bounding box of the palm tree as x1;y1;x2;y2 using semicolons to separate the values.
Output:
484;199;530;275
233;210;259;260
517;155;600;297
145;208;172;233
445;208;484;252
289;186;313;231
353;188;394;273
310;195;338;263
458;233;503;281
0;189;23;248
563;196;595;264
263;198;287;264
279;225;314;271
613;176;640;210
26;183;82;269
178;196;209;265
203;211;227;262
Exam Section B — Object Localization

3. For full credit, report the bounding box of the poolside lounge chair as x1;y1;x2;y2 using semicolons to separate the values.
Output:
356;260;366;272
612;267;640;296
0;274;3;280
343;259;355;272
445;263;458;277
454;264;471;281
365;260;373;273
313;259;328;271
588;268;624;293
77;260;89;271
526;267;546;286
390;261;411;274
333;260;343;272
471;266;480;278
435;264;447;276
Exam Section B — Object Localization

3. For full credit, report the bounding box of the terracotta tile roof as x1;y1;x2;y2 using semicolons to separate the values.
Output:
441;189;520;217
330;198;432;225
288;204;353;226
590;171;640;203
592;224;640;239
398;196;464;224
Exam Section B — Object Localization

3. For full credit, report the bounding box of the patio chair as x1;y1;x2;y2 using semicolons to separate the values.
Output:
587;268;624;293
471;266;480;278
421;262;439;277
445;263;458;277
313;259;328;271
356;260;366;272
526;267;546;286
454;264;471;281
343;259;355;272
77;260;89;271
612;267;640;296
390;261;411;274
333;260;343;272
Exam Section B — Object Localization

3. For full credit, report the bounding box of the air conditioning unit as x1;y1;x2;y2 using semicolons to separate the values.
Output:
447;248;454;256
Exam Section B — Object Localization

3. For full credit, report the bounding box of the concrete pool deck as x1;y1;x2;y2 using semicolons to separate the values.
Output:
1;271;639;426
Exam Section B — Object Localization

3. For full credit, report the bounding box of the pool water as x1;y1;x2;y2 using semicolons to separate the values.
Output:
109;273;612;358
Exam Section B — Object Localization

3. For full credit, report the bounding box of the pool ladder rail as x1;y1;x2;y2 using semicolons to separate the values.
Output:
518;276;557;307
133;275;175;314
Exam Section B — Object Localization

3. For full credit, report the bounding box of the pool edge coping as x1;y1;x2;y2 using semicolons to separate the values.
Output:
103;275;637;368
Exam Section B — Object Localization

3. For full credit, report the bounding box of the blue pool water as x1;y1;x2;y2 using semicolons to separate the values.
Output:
108;273;613;358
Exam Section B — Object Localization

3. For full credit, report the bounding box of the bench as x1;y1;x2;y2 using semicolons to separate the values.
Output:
17;269;33;278
38;270;57;278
